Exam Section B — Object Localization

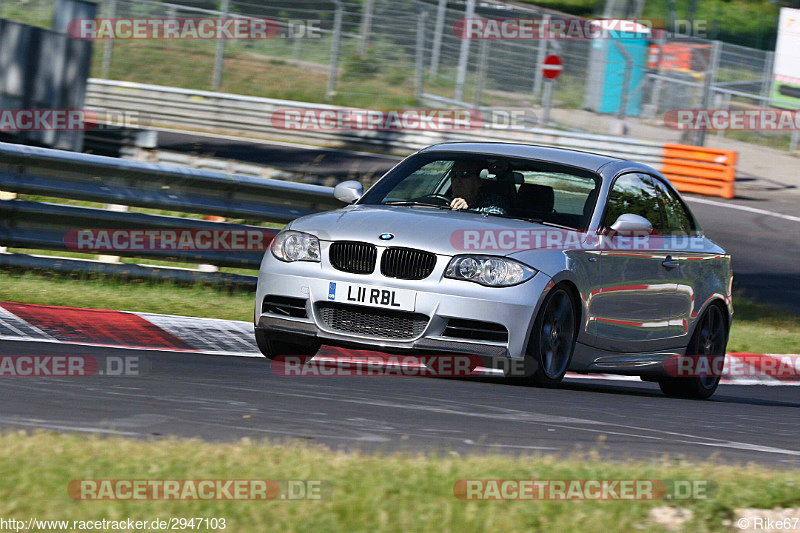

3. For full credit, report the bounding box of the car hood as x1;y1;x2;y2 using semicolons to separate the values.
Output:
286;204;558;256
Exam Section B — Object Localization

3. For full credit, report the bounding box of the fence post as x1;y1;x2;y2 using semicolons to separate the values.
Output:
645;32;666;118
415;9;428;104
761;50;774;104
211;0;230;91
100;0;117;79
473;39;489;107
359;0;374;55
429;0;447;76
614;41;633;123
693;40;720;146
454;0;475;102
327;0;343;101
716;91;728;139
532;14;550;102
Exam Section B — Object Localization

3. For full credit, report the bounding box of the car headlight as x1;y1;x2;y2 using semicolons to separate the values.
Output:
445;255;536;287
270;230;320;262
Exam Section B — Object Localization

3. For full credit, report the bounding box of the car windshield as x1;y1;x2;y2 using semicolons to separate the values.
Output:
359;152;601;229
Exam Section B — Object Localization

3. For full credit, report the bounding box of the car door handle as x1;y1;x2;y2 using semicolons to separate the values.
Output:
662;257;679;269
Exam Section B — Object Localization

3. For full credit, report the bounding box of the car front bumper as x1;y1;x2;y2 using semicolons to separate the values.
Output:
254;251;553;360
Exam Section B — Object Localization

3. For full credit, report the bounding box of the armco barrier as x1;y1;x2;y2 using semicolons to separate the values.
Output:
0;140;338;285
659;143;737;199
86;79;739;199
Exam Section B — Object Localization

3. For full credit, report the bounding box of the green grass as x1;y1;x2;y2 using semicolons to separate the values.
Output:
0;431;798;532
729;297;800;354
0;272;798;353
0;272;254;321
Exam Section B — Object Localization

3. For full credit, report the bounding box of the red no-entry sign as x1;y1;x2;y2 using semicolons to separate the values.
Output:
542;55;563;80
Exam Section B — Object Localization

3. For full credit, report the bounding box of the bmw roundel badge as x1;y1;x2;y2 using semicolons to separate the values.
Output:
379;233;394;240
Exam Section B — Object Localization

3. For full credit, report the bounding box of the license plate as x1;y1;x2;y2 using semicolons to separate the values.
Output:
327;282;416;312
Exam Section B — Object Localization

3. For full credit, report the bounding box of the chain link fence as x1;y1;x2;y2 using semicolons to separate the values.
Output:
0;0;795;151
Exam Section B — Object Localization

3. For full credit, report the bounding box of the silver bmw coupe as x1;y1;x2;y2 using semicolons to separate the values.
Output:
255;143;733;399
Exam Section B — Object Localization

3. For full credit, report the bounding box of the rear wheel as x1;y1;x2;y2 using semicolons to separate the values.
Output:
254;328;319;360
515;285;577;387
658;304;727;400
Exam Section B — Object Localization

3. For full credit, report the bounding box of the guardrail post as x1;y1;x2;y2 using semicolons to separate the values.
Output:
327;0;343;101
429;0;447;77
454;0;475;102
212;0;230;92
97;204;127;264
415;9;428;105
359;0;375;56
0;191;14;253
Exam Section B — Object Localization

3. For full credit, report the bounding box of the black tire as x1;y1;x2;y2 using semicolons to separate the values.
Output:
658;303;727;400
254;328;319;360
514;285;577;388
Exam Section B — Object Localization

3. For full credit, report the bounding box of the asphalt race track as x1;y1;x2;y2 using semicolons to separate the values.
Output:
0;339;798;465
0;131;796;464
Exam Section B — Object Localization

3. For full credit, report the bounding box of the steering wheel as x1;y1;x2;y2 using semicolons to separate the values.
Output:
413;193;452;207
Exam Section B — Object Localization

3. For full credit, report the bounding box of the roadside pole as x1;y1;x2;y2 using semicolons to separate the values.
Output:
211;0;230;91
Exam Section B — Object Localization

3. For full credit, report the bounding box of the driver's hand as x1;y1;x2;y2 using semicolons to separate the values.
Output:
450;197;469;210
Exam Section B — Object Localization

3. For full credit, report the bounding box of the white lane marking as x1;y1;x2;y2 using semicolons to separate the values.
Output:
0;416;139;436
687;197;800;223
462;439;559;450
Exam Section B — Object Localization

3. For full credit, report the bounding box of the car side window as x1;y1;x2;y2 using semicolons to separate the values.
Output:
651;178;696;236
603;173;664;231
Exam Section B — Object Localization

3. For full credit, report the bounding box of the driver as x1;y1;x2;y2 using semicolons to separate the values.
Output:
449;160;511;215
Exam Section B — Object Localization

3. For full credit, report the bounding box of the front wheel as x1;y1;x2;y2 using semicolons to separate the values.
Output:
254;328;319;360
658;303;727;400
515;285;577;387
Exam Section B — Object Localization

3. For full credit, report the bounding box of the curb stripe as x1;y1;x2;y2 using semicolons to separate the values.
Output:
0;301;797;385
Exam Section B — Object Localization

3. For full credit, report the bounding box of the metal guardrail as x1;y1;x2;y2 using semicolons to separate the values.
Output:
0;200;272;268
0;140;340;285
0;141;340;222
86;79;667;163
86;79;739;197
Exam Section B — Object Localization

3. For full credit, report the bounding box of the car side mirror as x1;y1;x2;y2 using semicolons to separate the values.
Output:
334;180;363;204
609;213;653;233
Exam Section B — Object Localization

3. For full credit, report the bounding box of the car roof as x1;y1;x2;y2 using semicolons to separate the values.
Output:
418;142;625;173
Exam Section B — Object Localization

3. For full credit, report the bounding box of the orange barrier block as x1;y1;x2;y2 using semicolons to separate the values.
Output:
659;143;738;199
662;143;738;166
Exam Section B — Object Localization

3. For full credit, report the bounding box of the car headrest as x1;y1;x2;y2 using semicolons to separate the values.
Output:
516;183;554;214
583;189;599;218
499;171;524;184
